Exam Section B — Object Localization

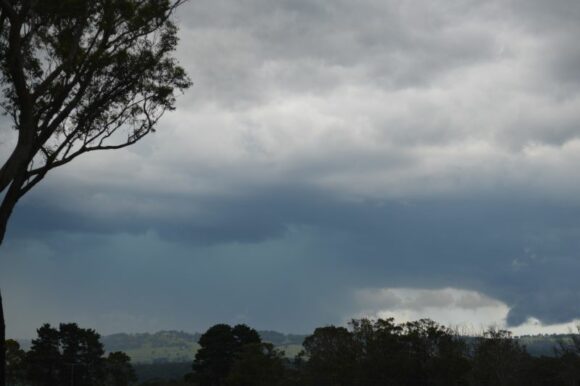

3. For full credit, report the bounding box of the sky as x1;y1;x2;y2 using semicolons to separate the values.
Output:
2;0;580;338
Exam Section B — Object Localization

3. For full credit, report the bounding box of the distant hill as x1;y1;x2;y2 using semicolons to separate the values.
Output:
99;330;306;364
101;331;202;364
16;329;577;365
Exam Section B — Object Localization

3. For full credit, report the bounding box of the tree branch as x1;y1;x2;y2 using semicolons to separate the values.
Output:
0;0;16;20
5;2;31;113
31;8;96;100
0;0;191;234
0;8;6;36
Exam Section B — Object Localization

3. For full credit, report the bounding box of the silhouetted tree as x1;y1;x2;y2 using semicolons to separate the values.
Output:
400;319;470;386
224;342;285;386
0;1;191;383
104;351;137;386
296;318;470;386
552;329;580;386
25;324;61;386
0;292;4;386
26;323;105;386
470;329;529;386
527;356;563;386
5;339;26;385
192;325;237;386
299;326;356;386
191;324;262;386
231;325;261;348
351;318;405;386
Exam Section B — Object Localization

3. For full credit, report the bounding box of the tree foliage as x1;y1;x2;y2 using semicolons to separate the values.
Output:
26;323;106;386
224;343;286;386
4;322;137;386
104;351;137;386
297;318;470;386
470;329;530;386
0;0;191;240
190;324;263;386
5;339;26;385
299;326;356;386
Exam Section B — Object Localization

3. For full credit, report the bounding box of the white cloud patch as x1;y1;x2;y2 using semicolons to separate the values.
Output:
353;288;509;332
352;287;580;335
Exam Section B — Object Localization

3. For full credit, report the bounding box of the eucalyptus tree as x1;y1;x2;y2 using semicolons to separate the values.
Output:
0;1;191;384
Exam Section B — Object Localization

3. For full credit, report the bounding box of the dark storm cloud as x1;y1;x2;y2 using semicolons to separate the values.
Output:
7;183;580;329
3;0;580;337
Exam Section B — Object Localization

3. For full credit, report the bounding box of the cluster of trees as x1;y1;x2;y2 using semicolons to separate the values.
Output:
185;324;285;386
6;323;136;386
185;319;580;386
5;318;580;385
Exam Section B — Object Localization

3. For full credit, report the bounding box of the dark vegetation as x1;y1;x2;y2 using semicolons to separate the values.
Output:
133;363;192;385
6;323;136;386
183;319;580;386
5;318;580;385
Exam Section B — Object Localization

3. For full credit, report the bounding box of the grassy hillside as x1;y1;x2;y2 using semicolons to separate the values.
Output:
102;331;201;363
100;330;306;364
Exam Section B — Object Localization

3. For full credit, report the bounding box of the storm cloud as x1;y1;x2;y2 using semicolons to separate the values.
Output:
2;0;580;337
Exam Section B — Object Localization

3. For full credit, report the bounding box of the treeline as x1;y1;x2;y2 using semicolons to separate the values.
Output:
6;318;580;386
181;318;580;386
6;323;136;386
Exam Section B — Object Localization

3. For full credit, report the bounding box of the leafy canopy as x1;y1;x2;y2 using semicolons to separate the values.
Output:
26;323;106;386
0;0;191;221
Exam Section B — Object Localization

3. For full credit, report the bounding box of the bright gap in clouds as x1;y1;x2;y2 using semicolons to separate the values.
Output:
352;287;580;336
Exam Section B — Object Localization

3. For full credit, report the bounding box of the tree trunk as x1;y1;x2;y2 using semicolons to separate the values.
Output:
0;123;37;386
0;289;5;386
0;179;26;386
1;213;8;386
1;223;7;386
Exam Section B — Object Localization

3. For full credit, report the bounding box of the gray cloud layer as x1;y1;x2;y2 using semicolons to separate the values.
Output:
2;0;580;337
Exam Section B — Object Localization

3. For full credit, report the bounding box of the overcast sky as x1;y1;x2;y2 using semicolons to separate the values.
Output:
2;0;580;338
